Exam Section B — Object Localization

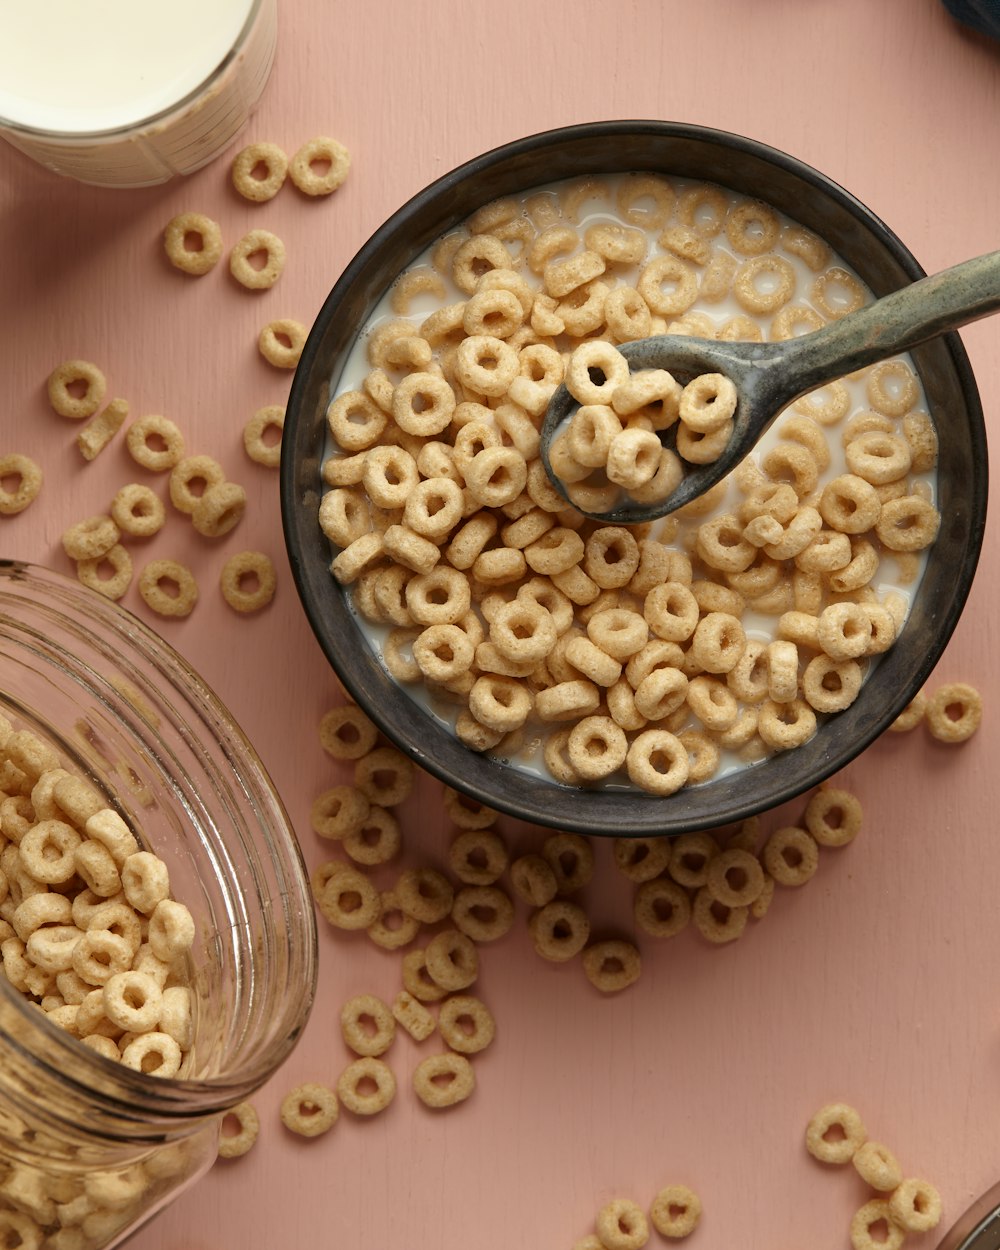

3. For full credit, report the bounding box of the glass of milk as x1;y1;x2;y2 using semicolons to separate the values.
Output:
0;0;277;187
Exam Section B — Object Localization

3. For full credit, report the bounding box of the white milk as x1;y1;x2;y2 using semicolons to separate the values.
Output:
0;0;276;186
323;174;935;789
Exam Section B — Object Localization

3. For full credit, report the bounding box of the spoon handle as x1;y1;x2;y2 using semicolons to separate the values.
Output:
768;249;1000;404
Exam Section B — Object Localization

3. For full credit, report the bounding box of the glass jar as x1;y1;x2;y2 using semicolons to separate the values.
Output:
0;561;317;1248
0;0;277;187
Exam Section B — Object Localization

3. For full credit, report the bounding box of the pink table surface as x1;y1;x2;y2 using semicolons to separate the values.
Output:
2;1;999;1246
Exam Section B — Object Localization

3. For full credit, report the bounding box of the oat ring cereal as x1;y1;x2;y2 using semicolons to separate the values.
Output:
850;1199;906;1250
926;681;982;743
244;405;285;468
805;1102;867;1164
529;899;590;962
163;211;223;276
582;939;641;992
625;730;689;796
111;484;166;538
47;358;107;419
634;877;691;939
425;928;478;991
138;559;198;618
0;454;42;516
259;318;308;369
77;543;133;601
451;885;515;943
692;888;749;944
229;228;287;290
340;994;396;1057
853;1141;903;1192
231;141;288;202
289;136;351;196
192;478;247;538
763;825;819;886
649;1184;703;1239
437;994;496;1054
889;1178;942;1233
280;1082;339;1137
804;786;862;847
337;1057;396;1115
217;1100;260;1158
412;1051;476;1108
596;1199;649;1250
220;551;277;614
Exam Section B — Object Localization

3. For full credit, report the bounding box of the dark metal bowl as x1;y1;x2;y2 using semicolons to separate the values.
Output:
280;121;988;836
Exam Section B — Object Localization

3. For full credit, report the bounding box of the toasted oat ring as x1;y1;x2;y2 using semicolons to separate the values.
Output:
763;825;819;886
679;372;738;433
137;559;198;618
220;551;276;613
0;453;42;515
280;1082;339;1137
734;254;796;314
529;899;590;961
243;405;284;468
163;211;223;276
805;1101;867;1164
811;266;866;320
850;1200;906;1250
637;254;698;317
229;229;286;290
438;994;495;1054
596;1199;649;1250
725;198;780;255
425;928;478;991
582;939;641;992
616;174;675;228
692;887;749;944
47;358;107;419
192;481;247;538
168;455;226;515
259;318;308;368
650;1184;703;1238
126;415;186;472
319;705;379;761
62;514;120;561
705;848;765;908
218;1100;260;1158
853;1142;903;1192
340;994;396;1057
451;885;514;943
448;829;507;886
888;1178;942;1233
110;484;166;538
634;877;691;939
875;495;941;552
801;655;863;714
626;729;689;796
231;141;288;202
77;544;133;601
926;681;982;743
343;808;401;868
803;786;863;848
289;136;351;196
413;1051;475;1108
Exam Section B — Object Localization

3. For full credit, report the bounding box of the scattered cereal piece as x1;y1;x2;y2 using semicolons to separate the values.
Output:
258;318;308;368
315;864;380;930
542;831;594;895
319;705;379;761
853;1141;903;1192
47;359;106;419
509;854;558;907
529;899;590;962
692;888;748;944
169;454;225;514
345;807;402;866
888;1177;942;1233
633;877;691;939
804;787;862;848
805;1102;867;1164
926;682;982;743
424;929;478;992
849;1199;905;1250
582;939;641;992
613;837;673;884
220;551;276;613
0;453;42;516
762;826;819;886
391;991;436;1043
77;397;128;460
448;829;508;886
438;994;495;1054
126;415;186;472
163;212;223;276
596;1198;649;1250
289;136;351;197
412;1051;475;1109
401;949;448;1003
279;1082;338;1138
243;405;284;468
231;141;288;202
340;993;395;1057
889;690;927;732
451;885;515;943
649;1185;702;1239
62;515;120;562
217;1101;260;1159
310;785;371;840
229;229;286;291
355;746;415;807
77;544;133;601
191;480;247;538
336;1057;396;1116
111;484;166;539
137;559;198;618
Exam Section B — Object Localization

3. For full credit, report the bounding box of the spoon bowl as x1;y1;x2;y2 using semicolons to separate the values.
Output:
540;250;1000;522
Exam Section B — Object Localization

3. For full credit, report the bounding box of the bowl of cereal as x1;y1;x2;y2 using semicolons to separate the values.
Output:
280;120;988;836
0;560;317;1245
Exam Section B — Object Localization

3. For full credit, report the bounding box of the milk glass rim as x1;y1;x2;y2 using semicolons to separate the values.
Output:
0;0;267;143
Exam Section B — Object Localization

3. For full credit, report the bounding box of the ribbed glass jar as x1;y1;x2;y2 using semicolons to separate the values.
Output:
0;561;317;1248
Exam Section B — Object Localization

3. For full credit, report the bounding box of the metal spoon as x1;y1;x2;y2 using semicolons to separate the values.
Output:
539;250;1000;524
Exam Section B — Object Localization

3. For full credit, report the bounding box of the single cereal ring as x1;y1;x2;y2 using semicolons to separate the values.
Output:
243;405;284;468
77;544;133;601
355;746;414;807
280;1082;339;1137
529;899;590;962
806;1102;867;1164
582;939;641;992
850;1200;906;1250
191;480;247;538
866;359;919;417
126;414;186;472
726;198;780;255
669;831;719;889
626;729;689;796
613;836;672;884
231;141;288;202
649;1184;702;1239
413;1051;475;1109
705;848;765;908
804;787;862;847
219;550;276;613
163;212;223;276
229;228;286;290
121;1031;182;1077
566;715;628;781
218;1100;260;1158
0;453;42;515
449;829;507;886
595;1199;649;1250
110;484;166;538
801;654;862;714
62;515;120;561
289;136;351;196
451;885;514;943
733;254;796;314
396;868;454;925
853;1142;903;1192
692;887;749;944
366;886;420;949
438;994;495;1055
540;831;594;896
138;559;198;618
926;681;982;743
888;1178;942;1233
319;705;379;762
634;877;691;939
47;358;107;419
259;318;308;369
617;173;675;228
425;928;478;991
763;826;819;886
638;254;698;317
340;993;396;1057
